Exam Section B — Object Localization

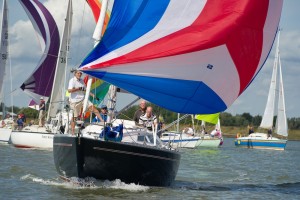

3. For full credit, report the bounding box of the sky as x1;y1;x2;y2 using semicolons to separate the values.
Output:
1;0;300;118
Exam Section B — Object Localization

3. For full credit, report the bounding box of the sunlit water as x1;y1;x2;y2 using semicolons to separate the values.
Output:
1;138;299;199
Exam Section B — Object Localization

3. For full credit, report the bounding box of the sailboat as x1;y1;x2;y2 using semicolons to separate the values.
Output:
195;113;223;148
10;0;71;149
160;114;201;149
53;0;283;186
0;0;13;143
235;29;288;150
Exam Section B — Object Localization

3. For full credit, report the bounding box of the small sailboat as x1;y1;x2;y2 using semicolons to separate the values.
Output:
53;0;283;186
10;0;71;149
0;0;13;143
195;113;223;148
235;29;288;150
160;114;201;148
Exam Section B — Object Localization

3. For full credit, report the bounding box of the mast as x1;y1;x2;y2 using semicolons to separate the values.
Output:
82;0;109;116
260;29;281;129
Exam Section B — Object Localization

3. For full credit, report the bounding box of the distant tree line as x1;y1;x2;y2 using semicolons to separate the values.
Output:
117;103;300;130
3;104;300;130
2;105;39;119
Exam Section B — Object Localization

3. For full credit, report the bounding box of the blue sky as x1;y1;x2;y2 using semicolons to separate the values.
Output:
1;0;300;118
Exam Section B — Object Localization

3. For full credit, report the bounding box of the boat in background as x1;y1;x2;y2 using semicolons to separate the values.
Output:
53;0;283;186
235;29;288;150
195;113;223;148
160;131;200;149
10;0;70;149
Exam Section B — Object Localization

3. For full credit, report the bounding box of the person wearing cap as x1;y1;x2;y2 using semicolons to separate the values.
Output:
68;70;103;134
92;105;108;123
39;97;46;127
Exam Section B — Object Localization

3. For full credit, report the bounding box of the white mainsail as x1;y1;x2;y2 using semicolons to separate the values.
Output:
260;30;280;129
0;0;8;105
47;0;73;120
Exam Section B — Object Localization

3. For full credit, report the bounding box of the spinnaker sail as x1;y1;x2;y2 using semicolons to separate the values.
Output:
80;0;283;114
19;0;60;103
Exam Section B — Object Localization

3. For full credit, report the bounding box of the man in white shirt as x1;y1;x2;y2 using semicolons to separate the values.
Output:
68;70;103;134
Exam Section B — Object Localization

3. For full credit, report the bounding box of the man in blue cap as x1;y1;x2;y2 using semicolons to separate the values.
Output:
92;105;108;123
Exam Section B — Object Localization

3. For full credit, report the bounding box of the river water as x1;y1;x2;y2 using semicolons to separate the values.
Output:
1;138;299;199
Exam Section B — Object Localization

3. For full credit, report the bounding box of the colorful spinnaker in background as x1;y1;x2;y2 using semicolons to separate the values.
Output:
19;0;60;104
83;75;110;105
86;0;113;36
80;0;283;114
83;0;113;106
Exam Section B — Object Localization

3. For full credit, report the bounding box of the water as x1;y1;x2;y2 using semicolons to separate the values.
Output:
1;138;299;199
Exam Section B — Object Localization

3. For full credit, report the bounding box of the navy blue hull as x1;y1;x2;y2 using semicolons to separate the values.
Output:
53;135;181;186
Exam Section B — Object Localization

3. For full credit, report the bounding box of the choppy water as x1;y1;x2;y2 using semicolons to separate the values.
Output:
1;138;299;199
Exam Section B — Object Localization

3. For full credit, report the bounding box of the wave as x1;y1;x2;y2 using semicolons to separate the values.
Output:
20;174;149;191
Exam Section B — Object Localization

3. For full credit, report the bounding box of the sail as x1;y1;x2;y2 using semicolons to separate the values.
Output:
79;0;283;114
28;99;39;110
47;0;72;119
86;0;114;37
19;0;60;103
0;0;8;104
83;75;110;105
276;54;288;136
260;30;281;129
195;113;220;125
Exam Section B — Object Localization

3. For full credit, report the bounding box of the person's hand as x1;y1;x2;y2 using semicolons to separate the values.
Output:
78;87;85;91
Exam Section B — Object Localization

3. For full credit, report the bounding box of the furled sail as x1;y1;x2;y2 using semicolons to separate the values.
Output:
19;0;60;103
0;0;8;104
80;0;283;114
47;0;72;119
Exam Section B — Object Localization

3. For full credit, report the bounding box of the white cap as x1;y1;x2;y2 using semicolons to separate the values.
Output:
40;97;44;100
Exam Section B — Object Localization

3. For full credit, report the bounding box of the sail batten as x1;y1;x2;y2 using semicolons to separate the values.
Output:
80;0;283;114
19;0;60;102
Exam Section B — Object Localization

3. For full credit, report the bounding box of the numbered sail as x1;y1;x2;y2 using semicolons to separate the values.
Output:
19;0;60;102
47;0;72;119
0;0;8;103
80;0;283;114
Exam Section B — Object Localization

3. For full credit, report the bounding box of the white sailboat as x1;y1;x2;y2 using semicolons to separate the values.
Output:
0;0;13;143
194;113;223;148
235;29;288;150
10;0;72;149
